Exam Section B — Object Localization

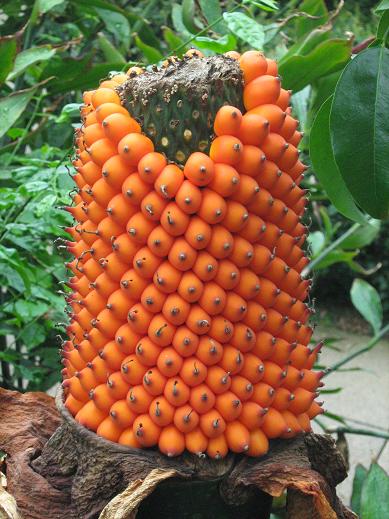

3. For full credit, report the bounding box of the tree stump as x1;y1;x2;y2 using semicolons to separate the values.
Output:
0;387;357;519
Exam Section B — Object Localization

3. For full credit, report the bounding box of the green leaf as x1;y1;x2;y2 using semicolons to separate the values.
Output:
314;249;359;270
351;464;368;516
361;463;389;519
243;0;278;12
95;8;130;51
182;0;203;34
279;38;351;92
223;12;265;50
350;279;383;335
291;85;311;132
134;35;163;64
331;47;389;219
295;0;328;38
310;96;366;223
7;45;56;81
341;219;381;250
376;0;389;12
0;88;37;139
198;0;226;33
37;0;65;13
97;33;125;63
377;10;389;43
194;34;236;54
163;27;184;51
0;37;17;85
308;230;325;256
172;4;191;36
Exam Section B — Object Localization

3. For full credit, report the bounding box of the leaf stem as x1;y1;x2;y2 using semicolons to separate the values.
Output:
325;426;389;440
302;222;361;276
325;322;389;375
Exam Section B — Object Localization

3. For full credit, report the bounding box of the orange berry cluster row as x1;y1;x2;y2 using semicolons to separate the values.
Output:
61;50;324;459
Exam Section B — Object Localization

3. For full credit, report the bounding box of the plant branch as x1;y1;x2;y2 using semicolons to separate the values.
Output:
326;426;389;440
325;322;389;375
302;222;361;276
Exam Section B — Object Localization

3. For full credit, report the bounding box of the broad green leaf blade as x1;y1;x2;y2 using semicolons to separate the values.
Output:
295;0;328;38
7;45;56;81
134;35;163;64
341;219;381;249
163;28;184;52
97;34;125;63
350;279;383;334
223;12;265;50
331;47;389;219
307;230;325;256
172;4;191;36
377;10;389;43
0;88;36;139
37;0;65;13
361;464;389;519
198;0;227;33
310;96;365;223
194;35;236;53
376;0;389;12
182;0;203;34
243;0;278;12
351;464;368;516
279;38;351;92
313;249;358;270
95;8;130;50
0;37;17;85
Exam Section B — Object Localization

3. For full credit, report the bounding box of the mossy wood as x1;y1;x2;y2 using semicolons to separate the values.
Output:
0;388;356;519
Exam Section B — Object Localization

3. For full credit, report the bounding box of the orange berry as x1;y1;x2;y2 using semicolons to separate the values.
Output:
127;302;153;334
225;421;250;452
192;251;218;282
249;104;285;132
138;152;167;184
161;202;190;237
208;316;234;344
135;337;162;367
172;326;199;358
239;50;268;83
184;216;212;250
189;384;216;414
110;400;137;428
251;382;275;407
206;434;228;459
133;246;162;279
230;323;256;353
247;429;269;457
214;105;242;136
127;385;153;414
195;336;223;366
184;152;214;186
102;113;141;143
75;400;107;431
208;163;240;197
209;135;243;166
238;113;269;147
185;427;208;455
174;405;199;433
243;75;281;110
220;345;244;375
164;377;190;407
175;180;203;214
147;226;175;257
154;261;182;295
149;397;175;427
215;391;242;421
82;123;105;147
185;304;211;335
272;387;293;412
157;347;184;377
197;189;227;224
213;260;240;290
118;133;154;166
276;88;291;110
154;164;184;200
96;416;123;442
118;428;142;447
122;172;151;205
158;425;185;457
88;138;117;167
141;284;167;314
180;357;207;387
90;383;116;412
239;401;266;430
133;414;161;447
261;407;288;438
162;293;191;326
168;238;197;272
92;88;121;108
200;409;226;438
127;212;157;245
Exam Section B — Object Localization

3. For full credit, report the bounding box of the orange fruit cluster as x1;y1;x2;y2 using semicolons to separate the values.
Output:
62;50;324;459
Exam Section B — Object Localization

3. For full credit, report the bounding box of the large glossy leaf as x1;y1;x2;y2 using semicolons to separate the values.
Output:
350;279;383;334
223;12;265;49
351;465;368;516
163;28;184;51
172;3;191;35
331;47;389;219
279;26;331;64
7;45;56;81
279;38;351;92
310;96;365;223
295;0;328;38
243;0;278;12
47;62;125;93
0;37;17;85
341;219;381;250
361;464;389;519
0;88;37;139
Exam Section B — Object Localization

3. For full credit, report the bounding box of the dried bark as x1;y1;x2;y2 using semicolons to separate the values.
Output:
0;387;357;519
